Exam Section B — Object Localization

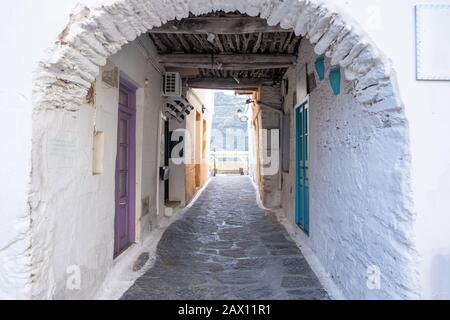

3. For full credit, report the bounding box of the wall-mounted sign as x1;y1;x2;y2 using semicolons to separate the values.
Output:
416;5;450;80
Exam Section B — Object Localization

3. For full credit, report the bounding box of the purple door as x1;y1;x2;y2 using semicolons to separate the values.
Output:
114;80;136;256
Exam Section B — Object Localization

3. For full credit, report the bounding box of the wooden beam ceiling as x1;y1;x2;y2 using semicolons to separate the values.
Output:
148;16;292;34
159;54;296;70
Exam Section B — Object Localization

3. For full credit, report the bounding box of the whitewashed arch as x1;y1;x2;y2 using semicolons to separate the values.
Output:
27;0;414;299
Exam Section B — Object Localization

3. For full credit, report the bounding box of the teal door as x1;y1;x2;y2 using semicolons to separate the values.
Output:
295;101;309;234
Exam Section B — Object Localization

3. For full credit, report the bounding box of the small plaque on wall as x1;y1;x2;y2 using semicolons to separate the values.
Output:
416;5;450;80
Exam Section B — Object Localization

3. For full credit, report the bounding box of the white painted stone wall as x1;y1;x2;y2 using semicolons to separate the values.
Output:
1;0;449;299
168;88;213;207
28;35;165;299
259;85;283;208
282;40;419;299
189;88;215;177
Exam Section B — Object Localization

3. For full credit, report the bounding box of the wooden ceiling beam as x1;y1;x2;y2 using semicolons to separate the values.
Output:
159;54;295;70
186;78;275;90
148;17;293;34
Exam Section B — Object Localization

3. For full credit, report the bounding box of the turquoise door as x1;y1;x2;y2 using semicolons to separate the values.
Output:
295;101;309;234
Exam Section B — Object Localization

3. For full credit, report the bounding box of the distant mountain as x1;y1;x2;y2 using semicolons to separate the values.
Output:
211;92;249;151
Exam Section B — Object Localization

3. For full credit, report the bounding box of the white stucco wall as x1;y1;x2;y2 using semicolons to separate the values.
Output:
0;94;32;299
28;35;164;299
170;88;213;206
282;41;419;299
319;0;450;299
0;0;111;300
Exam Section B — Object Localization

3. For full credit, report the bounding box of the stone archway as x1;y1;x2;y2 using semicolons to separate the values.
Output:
28;0;414;299
33;0;398;113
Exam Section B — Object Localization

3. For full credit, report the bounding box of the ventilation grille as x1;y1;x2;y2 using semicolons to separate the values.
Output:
162;72;182;97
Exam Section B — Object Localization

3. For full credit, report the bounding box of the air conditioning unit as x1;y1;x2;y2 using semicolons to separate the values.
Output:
162;72;182;97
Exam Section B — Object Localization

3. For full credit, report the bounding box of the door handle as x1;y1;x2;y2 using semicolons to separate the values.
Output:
120;202;127;206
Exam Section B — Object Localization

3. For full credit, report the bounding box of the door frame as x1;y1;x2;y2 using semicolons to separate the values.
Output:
295;96;310;235
114;77;137;256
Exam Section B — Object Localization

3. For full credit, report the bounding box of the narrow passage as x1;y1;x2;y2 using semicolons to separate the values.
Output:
122;176;328;300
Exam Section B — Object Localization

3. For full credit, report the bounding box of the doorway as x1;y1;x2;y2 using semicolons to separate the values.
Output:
295;98;309;234
114;79;137;256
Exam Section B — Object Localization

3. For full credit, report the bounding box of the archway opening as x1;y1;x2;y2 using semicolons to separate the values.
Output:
27;0;417;300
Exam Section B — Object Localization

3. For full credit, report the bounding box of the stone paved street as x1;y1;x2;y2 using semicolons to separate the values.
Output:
121;176;329;300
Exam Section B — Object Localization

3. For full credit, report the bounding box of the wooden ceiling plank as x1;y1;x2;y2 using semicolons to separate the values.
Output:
279;33;289;52
175;34;192;53
252;33;263;53
287;37;301;54
282;33;294;52
214;35;225;53
235;34;241;52
187;77;273;90
158;53;296;70
242;34;252;53
270;32;279;53
185;34;204;53
149;34;168;53
165;33;183;52
220;34;231;53
225;34;236;51
148;17;293;34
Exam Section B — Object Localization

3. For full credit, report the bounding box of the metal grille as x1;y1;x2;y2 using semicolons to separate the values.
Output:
163;72;181;97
